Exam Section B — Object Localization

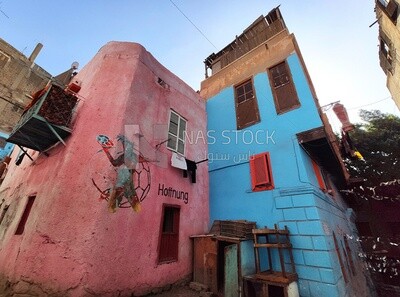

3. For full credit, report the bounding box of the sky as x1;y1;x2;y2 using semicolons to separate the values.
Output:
1;0;399;129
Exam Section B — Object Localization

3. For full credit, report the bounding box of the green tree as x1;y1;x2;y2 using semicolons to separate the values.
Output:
345;109;400;187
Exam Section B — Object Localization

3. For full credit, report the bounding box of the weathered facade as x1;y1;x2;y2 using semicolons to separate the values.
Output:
0;42;209;296
375;0;400;110
0;38;52;133
201;8;374;297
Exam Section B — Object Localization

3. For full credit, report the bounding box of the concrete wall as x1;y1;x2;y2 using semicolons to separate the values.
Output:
0;38;51;133
203;40;372;296
376;0;400;110
0;42;209;296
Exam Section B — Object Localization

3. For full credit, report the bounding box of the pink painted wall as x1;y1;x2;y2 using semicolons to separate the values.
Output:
0;42;209;296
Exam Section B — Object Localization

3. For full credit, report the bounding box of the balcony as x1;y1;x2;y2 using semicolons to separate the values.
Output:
6;83;79;152
204;6;287;77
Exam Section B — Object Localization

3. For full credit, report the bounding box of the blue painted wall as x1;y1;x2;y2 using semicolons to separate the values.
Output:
0;131;13;160
206;53;371;297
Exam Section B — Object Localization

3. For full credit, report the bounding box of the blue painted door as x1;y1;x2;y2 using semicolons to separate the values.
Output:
224;244;239;297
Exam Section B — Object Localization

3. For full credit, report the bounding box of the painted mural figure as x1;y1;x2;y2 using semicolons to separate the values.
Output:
96;134;141;213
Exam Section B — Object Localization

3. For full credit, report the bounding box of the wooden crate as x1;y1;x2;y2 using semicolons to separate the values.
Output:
210;220;256;239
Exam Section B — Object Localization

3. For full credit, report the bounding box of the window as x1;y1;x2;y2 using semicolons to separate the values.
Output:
268;61;300;114
0;137;6;149
250;152;274;191
312;160;332;194
343;235;356;276
167;110;186;155
379;31;394;74
0;205;9;225
15;195;36;235
234;79;260;129
333;232;348;283
158;205;180;263
0;51;10;69
377;0;398;23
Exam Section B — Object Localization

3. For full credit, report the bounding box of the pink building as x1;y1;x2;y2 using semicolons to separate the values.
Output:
0;42;209;296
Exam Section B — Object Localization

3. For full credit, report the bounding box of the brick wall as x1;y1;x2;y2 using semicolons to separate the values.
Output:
276;187;373;297
0;39;51;133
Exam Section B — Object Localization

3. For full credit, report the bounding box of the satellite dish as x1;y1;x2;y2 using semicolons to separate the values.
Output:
71;61;79;70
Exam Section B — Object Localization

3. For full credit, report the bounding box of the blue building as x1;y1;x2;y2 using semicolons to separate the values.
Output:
200;7;373;297
0;131;13;160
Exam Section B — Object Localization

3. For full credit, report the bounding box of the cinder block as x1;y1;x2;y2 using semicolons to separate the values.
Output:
305;207;320;220
319;268;339;284
292;249;305;265
308;280;340;297
283;208;307;221
275;196;293;209
297;220;325;235
292;194;315;207
312;236;329;251
297;279;310;297
303;250;332;268
296;265;321;281
290;235;314;249
278;221;299;234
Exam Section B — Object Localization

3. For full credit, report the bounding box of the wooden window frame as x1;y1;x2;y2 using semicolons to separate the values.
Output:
157;204;181;264
15;195;36;235
311;160;333;195
234;78;260;130
377;0;398;24
0;51;10;69
167;110;187;156
333;232;348;283
267;60;300;114
250;152;274;192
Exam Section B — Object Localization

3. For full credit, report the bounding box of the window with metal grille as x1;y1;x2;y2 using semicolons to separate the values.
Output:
15;195;36;235
234;79;260;129
268;61;300;114
167;110;186;155
250;152;274;191
158;205;180;263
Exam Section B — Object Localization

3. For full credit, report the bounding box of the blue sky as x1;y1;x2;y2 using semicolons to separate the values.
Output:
1;0;399;127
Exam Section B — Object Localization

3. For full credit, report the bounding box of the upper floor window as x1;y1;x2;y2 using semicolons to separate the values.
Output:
234;79;260;129
379;30;394;74
377;0;398;24
250;152;274;191
0;137;6;149
0;51;10;69
167;110;186;155
268;61;300;114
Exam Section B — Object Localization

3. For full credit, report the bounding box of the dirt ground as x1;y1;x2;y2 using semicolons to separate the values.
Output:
153;285;211;297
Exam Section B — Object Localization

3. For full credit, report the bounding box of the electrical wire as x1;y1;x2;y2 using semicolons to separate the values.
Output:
169;0;218;50
347;96;392;110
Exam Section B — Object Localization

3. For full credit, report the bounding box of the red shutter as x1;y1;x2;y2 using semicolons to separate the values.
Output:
312;160;326;190
250;153;274;191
